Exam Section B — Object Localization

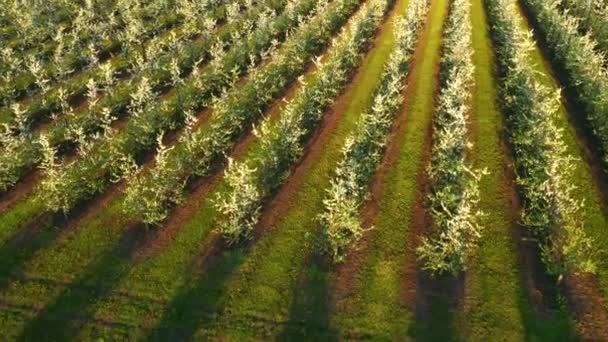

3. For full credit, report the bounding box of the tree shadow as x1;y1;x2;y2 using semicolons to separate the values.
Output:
409;270;463;341
0;213;60;291
515;225;578;341
0;182;125;292
17;223;148;341
145;239;248;341
276;253;338;341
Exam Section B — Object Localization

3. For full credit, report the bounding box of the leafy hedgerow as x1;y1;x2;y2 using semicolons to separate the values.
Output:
0;0;262;191
559;0;608;55
215;0;390;244
36;0;323;214
416;0;485;275
487;0;597;276
0;0;255;127
0;0;267;138
522;0;608;168
0;0;225;107
1;1;160;105
318;0;430;263
123;0;365;226
0;0;304;194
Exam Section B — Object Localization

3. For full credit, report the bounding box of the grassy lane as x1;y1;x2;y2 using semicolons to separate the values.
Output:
171;0;416;339
0;0;293;232
465;0;525;338
0;197;45;242
75;37;334;340
464;0;573;339
327;0;447;339
0;0;327;278
513;0;608;303
73;0;402;338
0;62;317;341
0;0;365;339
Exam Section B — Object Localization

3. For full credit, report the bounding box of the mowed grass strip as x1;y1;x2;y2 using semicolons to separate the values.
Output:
68;61;324;340
464;0;574;339
0;0;301;236
0;0;366;339
0;0;333;294
465;0;524;338
74;12;357;338
327;0;448;339
166;0;418;339
0;2;372;338
513;0;608;302
79;0;401;338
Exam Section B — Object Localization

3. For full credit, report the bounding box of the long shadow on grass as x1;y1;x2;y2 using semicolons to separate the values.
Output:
146;240;248;340
0;215;63;290
409;270;462;341
17;224;148;341
0;213;72;291
276;254;338;340
515;224;577;341
0;183;127;292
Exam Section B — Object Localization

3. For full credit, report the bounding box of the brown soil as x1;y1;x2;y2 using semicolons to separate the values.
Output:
16;37;253;233
33;92;90;133
402;101;466;321
255;3;379;235
499;129;564;316
459;6;553;336
495;55;605;342
328;9;406;302
0;169;41;213
559;95;608;213
254;75;338;232
564;273;608;341
65;180;127;230
399;0;464;330
2;3;311;225
131;47;323;262
331;0;437;303
177;2;372;276
130;169;224;262
513;2;608;338
486;50;570;331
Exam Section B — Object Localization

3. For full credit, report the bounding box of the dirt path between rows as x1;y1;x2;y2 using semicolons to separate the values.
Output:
0;170;40;213
132;54;322;262
330;0;439;303
515;1;608;339
252;2;378;235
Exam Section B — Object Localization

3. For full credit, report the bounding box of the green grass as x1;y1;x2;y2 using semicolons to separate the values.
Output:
0;1;367;339
327;0;450;339
0;196;46;242
514;0;608;305
324;1;453;340
0;2;366;338
463;0;575;339
73;50;326;340
186;1;413;338
0;0;605;339
465;0;525;338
